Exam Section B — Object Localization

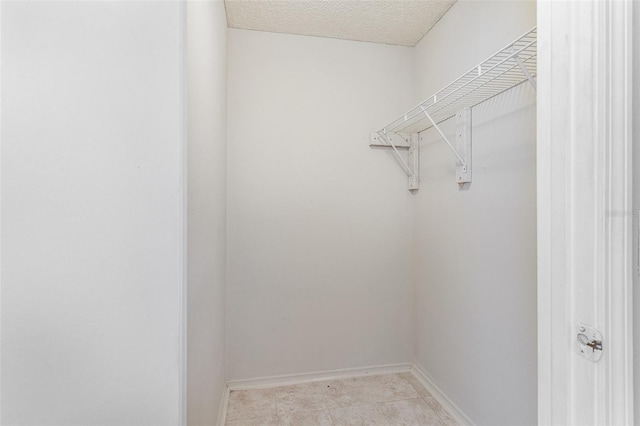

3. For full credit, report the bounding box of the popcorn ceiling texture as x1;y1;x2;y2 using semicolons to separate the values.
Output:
224;0;457;47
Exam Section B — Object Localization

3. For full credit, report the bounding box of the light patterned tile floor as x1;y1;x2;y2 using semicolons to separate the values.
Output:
224;373;458;426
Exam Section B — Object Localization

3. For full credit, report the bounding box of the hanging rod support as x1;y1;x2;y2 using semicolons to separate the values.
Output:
420;106;467;170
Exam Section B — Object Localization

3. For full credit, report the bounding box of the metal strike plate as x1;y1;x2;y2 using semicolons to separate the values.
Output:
575;323;603;362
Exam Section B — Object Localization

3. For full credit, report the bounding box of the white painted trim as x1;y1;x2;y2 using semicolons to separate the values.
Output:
410;364;475;426
537;0;634;424
0;0;3;422
216;386;230;426
536;2;565;422
226;363;412;391
178;0;188;424
602;0;634;423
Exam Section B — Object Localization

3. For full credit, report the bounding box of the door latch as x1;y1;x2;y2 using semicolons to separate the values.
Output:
575;323;603;362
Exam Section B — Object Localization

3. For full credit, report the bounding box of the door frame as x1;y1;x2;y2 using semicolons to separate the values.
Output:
537;0;634;424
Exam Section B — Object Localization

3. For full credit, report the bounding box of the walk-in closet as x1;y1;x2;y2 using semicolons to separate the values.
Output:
2;1;636;425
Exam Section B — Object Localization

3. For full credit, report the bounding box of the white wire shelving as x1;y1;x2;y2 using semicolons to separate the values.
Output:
371;27;537;190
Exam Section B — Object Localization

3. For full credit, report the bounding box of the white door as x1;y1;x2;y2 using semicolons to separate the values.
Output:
537;0;634;424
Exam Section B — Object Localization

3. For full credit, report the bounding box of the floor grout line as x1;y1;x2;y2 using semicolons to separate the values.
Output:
225;373;455;425
421;395;454;425
326;406;335;426
273;392;278;418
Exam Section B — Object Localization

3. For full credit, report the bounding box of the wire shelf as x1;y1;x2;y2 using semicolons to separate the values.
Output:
379;27;537;135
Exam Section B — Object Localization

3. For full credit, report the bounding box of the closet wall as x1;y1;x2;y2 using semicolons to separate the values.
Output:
411;1;537;425
1;2;185;424
634;0;639;419
226;4;538;422
186;1;227;424
226;30;414;381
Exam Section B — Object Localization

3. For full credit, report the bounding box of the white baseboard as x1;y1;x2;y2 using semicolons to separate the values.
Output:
216;385;230;426
226;363;412;391
218;363;474;426
410;363;475;426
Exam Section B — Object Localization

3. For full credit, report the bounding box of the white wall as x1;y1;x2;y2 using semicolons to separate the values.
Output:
226;29;414;380
634;0;640;420
411;1;537;425
1;2;185;424
186;1;227;424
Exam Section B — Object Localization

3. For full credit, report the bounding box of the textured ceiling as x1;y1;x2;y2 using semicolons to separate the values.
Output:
224;0;457;47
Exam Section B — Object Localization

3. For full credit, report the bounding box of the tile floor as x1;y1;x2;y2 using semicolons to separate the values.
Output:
224;372;458;426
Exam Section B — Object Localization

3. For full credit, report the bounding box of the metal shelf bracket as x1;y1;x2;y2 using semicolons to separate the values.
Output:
408;133;420;190
369;132;420;191
510;46;537;90
418;107;472;185
370;27;536;190
455;108;472;184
